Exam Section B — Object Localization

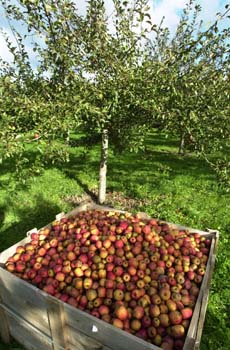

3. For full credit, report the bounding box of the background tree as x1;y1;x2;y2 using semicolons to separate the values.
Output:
0;0;229;198
0;0;155;202
142;1;230;185
0;0;85;180
77;0;156;203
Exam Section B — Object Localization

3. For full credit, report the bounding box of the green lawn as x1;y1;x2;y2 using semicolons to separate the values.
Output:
0;132;229;349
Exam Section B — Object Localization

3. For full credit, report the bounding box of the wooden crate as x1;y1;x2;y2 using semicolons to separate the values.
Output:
0;201;219;350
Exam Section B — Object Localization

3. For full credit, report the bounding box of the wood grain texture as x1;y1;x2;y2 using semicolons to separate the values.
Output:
0;299;10;343
66;324;106;350
193;236;218;348
64;303;160;350
0;268;51;336
183;233;218;349
47;296;68;350
6;311;53;350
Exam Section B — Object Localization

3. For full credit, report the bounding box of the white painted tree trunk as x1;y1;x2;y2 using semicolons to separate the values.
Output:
65;129;70;145
178;130;185;155
98;129;108;204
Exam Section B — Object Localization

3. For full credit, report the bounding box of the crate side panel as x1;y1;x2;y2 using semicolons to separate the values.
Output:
183;234;217;349
67;324;112;350
0;269;51;337
64;304;160;350
7;312;53;350
0;304;10;343
191;236;218;348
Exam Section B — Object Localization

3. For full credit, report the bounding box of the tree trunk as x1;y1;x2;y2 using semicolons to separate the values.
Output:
98;129;108;204
178;130;185;155
65;129;70;145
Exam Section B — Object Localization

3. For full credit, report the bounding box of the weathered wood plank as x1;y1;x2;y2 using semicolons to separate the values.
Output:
0;268;51;336
183;234;217;349
67;324;105;350
6;310;53;350
47;296;68;350
64;303;161;350
193;241;218;348
0;298;10;343
182;337;196;350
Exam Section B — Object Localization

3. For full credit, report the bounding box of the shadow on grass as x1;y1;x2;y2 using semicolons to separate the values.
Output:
58;145;215;200
0;132;216;206
73;177;98;202
145;132;180;149
0;147;40;178
0;194;61;252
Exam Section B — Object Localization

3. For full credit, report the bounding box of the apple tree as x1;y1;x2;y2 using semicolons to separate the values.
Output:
78;0;157;203
144;1;230;185
0;0;87;183
0;0;157;202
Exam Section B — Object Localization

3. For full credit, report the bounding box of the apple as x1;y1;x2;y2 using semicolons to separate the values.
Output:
4;209;212;349
181;307;193;320
133;306;145;319
115;305;129;321
130;319;141;331
112;318;123;329
169;311;182;325
170;325;185;338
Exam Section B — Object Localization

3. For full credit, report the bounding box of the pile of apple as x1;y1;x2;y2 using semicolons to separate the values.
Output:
5;210;211;350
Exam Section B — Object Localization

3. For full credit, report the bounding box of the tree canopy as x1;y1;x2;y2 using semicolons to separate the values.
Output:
0;0;229;200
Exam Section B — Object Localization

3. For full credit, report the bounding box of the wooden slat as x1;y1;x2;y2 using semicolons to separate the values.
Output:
0;268;51;337
67;324;107;350
183;234;217;349
183;284;204;345
6;310;53;350
183;337;196;350
64;303;161;350
193;240;218;348
0;296;10;344
47;296;68;350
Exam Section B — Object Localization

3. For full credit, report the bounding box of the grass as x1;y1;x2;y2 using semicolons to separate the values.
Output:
0;131;229;349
